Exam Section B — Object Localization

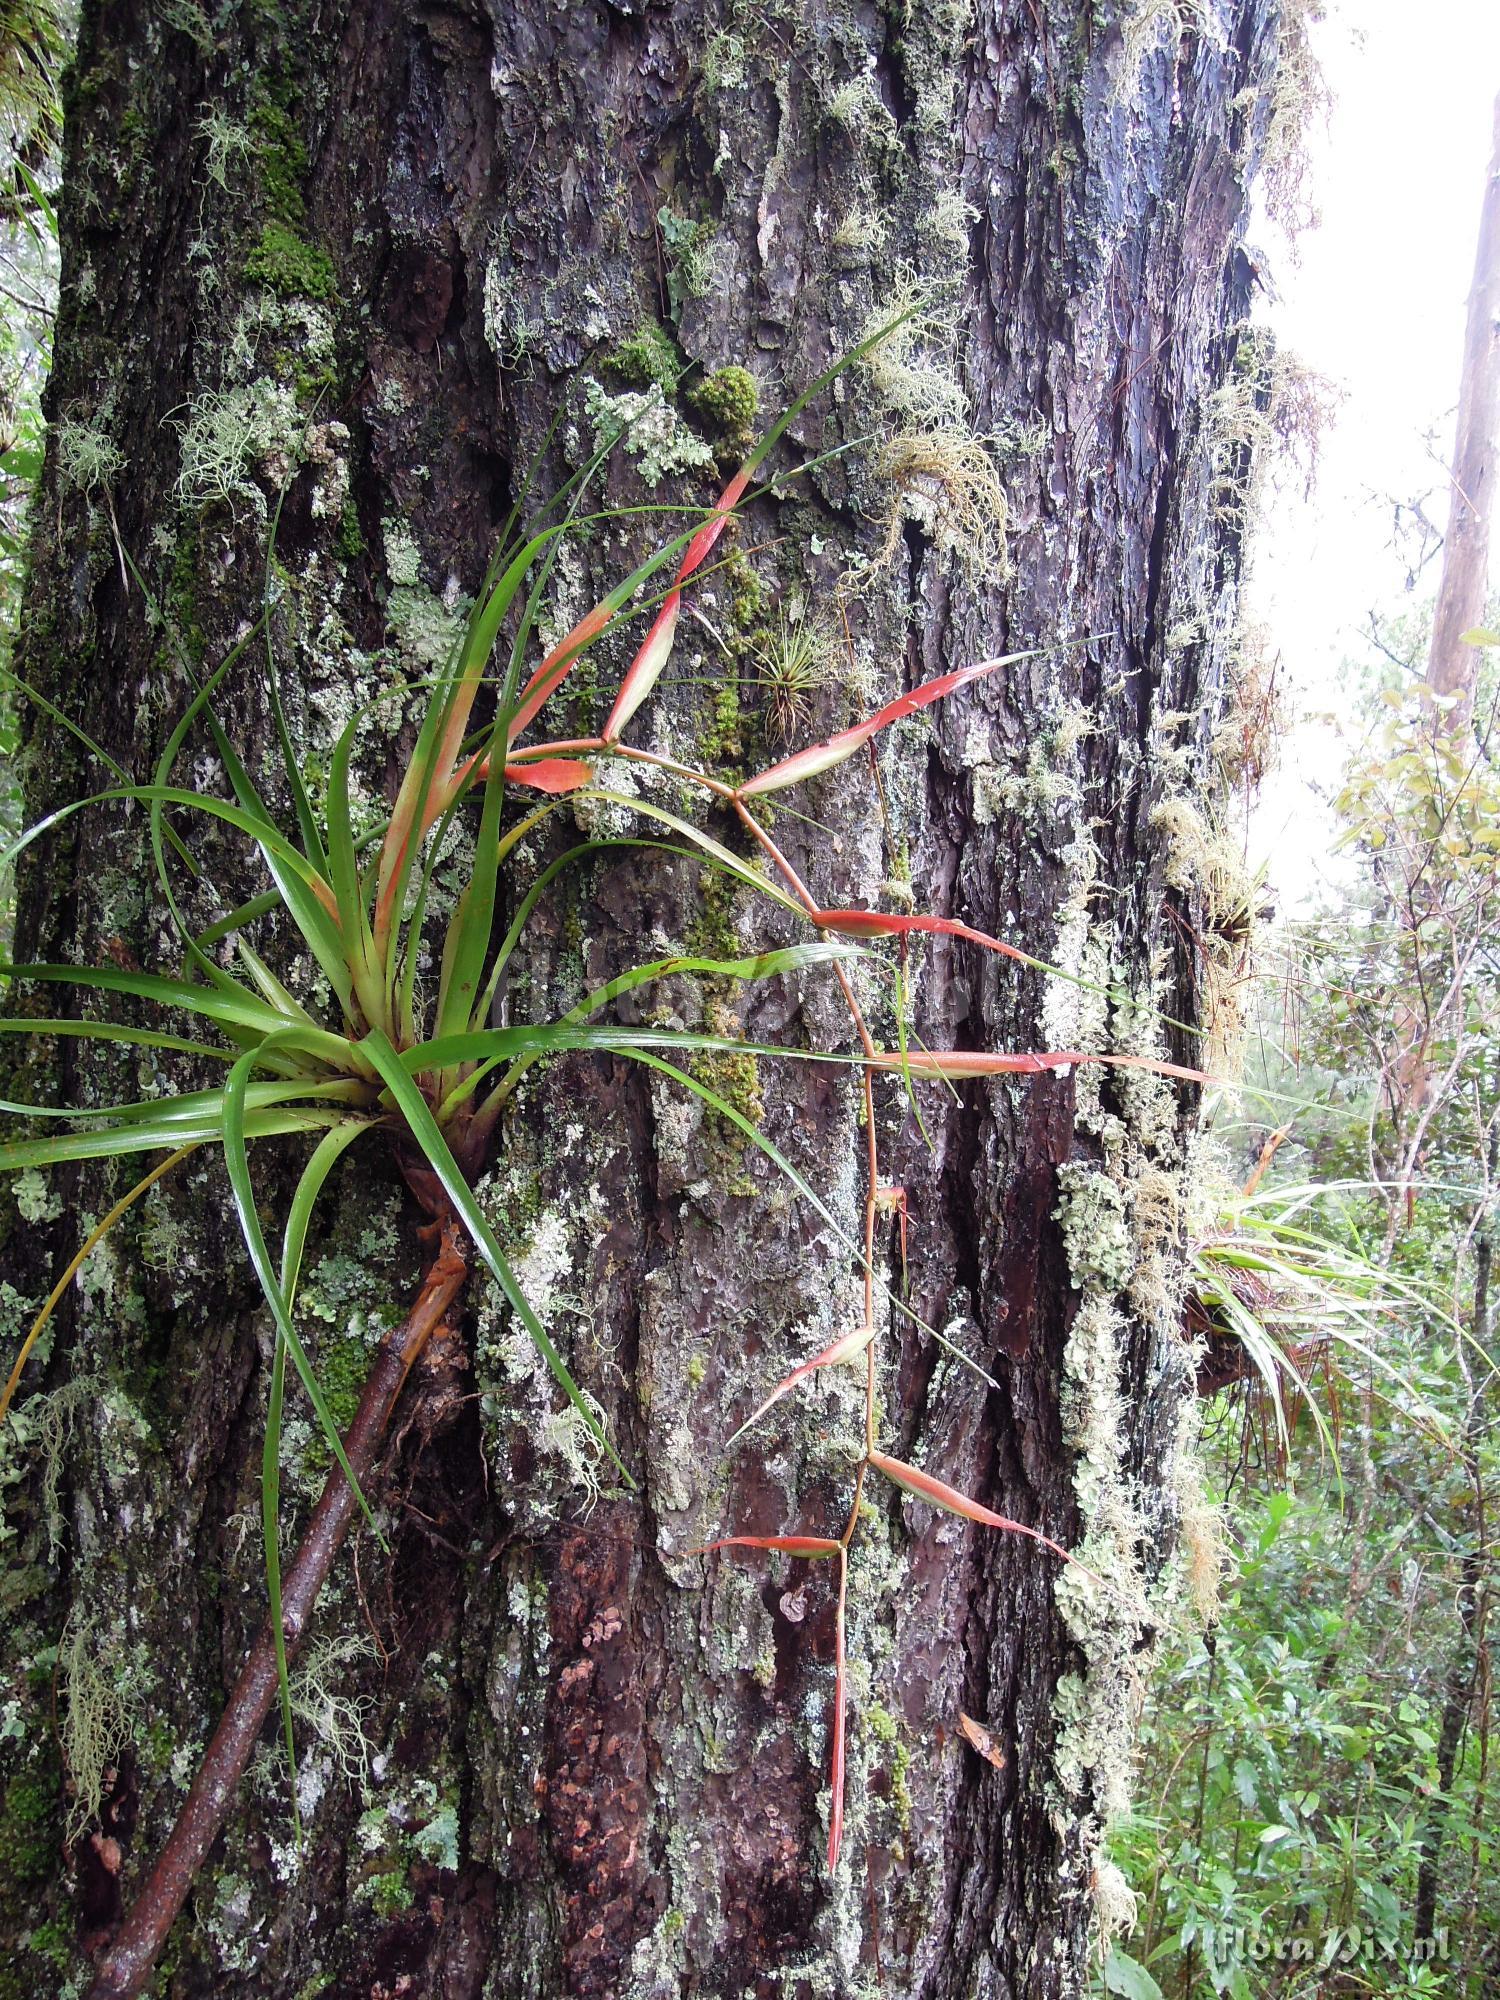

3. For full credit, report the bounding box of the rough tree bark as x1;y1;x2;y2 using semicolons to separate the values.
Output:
1;1;1281;1994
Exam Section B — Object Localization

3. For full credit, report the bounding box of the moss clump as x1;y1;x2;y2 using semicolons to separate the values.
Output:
249;85;310;228
698;678;744;773
370;1869;413;1918
688;998;762;1193
313;1332;373;1433
865;1703;912;1828
688;365;759;459
607;322;681;399
337;494;365;562
2;1760;61;1889
26;1917;73;1971
245;222;335;300
723;549;764;632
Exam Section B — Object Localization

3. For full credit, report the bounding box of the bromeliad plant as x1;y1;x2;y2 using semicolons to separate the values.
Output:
1;333;1200;1997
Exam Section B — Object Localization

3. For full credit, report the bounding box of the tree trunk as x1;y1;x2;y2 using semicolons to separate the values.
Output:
2;1;1280;1994
1425;87;1500;732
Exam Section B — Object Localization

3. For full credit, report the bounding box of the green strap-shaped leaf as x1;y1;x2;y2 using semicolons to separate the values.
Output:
0;1104;352;1172
0;1016;235;1061
359;1029;636;1492
263;1119;375;1840
0;1077;367;1125
222;1042;379;1542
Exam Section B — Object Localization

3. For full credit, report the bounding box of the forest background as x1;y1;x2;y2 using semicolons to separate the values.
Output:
1;3;1498;1996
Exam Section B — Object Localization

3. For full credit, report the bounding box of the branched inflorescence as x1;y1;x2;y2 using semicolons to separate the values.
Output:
0;322;1197;1993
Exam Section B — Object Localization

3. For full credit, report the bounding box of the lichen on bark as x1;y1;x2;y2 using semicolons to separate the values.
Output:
1;0;1288;1993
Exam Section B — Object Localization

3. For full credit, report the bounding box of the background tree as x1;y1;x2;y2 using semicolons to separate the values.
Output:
1425;88;1499;733
0;1;1288;1994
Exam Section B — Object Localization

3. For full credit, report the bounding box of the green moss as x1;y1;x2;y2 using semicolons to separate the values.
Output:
27;1917;73;1971
167;532;207;662
2;1759;62;1888
245;221;335;300
313;1332;371;1432
118;104;151;153
698;677;744;773
724;550;765;632
337;494;366;562
370;1869;414;1918
249;88;310;228
867;1702;899;1746
607;322;681;399
865;1703;912;1828
688;1020;763;1194
688;366;759;458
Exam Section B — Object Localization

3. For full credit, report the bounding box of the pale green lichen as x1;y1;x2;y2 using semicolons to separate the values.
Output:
9;1170;61;1224
289;1634;376;1788
412;1802;460;1870
54;413;123;492
859;275;968;433
582;380;715;487
58;1606;144;1837
656;205;714;313
160;0;212;50
174;379;300;514
1053;1165;1135;1294
386;582;463;672
0;1372;96;1560
381;519;424;588
481;258;547;366
196;107;252;191
829;202;887;258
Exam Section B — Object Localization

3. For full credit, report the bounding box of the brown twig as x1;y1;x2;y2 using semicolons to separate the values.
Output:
87;1219;470;2000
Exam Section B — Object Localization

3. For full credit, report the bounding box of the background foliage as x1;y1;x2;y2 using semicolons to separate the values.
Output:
1100;610;1500;1998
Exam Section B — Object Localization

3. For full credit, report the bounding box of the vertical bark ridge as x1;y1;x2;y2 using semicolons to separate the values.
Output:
2;0;1280;1993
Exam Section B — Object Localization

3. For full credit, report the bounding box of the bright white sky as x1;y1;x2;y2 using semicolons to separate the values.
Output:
1249;2;1500;910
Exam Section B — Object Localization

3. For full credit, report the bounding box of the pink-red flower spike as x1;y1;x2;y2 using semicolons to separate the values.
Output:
868;1048;1211;1085
688;1530;850;1867
496;756;595;795
725;1324;875;1448
735;652;1032;799
813;906;1037;968
508;602;616;745
869;1450;1105;1589
686;1534;843;1558
603;468;753;744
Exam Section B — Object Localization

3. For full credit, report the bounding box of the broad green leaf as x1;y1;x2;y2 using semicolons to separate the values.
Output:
1103;1949;1165;2000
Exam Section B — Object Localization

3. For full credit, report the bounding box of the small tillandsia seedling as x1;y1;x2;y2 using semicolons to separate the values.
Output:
0;319;1203;1996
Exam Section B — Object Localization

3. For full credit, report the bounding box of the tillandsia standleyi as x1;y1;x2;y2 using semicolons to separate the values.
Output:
0;323;1201;1998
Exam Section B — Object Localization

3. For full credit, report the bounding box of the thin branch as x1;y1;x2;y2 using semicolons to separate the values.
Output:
87;1220;470;2000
